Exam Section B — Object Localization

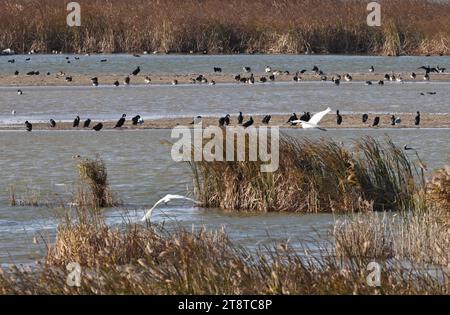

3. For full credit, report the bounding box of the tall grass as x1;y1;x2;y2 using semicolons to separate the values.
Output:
0;0;448;55
0;206;448;295
191;135;421;213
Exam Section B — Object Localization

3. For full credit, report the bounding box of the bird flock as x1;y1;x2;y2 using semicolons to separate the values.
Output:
7;56;444;131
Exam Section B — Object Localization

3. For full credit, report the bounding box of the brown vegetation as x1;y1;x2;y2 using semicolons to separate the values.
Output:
0;0;449;55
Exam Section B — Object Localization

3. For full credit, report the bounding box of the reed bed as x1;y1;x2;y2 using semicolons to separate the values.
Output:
0;0;449;55
0;206;448;295
192;135;421;213
8;185;63;207
72;156;121;208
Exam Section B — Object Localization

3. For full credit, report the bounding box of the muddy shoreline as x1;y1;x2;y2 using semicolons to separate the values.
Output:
1;72;449;87
2;113;449;131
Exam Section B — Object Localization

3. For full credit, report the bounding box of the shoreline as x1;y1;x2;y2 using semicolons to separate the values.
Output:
2;113;450;131
1;72;450;87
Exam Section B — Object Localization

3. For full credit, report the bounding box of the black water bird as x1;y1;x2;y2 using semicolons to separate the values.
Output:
410;72;416;80
293;72;300;82
65;76;73;82
287;113;298;124
372;116;380;127
369;65;374;73
300;112;311;122
25;121;32;132
384;74;390;80
437;66;446;73
312;65;319;73
238;112;244;125
418;66;438;74
8;59;15;63
243;66;251;73
124;76;130;85
14;70;19;76
131;66;141;76
378;80;384;85
219;114;231;126
321;75;327;82
49;119;56;128
391;115;396;126
234;74;241;82
91;77;99;86
100;59;107;62
269;75;275;82
73;116;80;127
243;117;254;128
365;81;372;85
362;114;369;123
83;119;91;128
17;89;23;95
259;76;267;83
262;115;272;124
132;115;141;125
336;110;343;125
214;67;222;73
415;112;421;126
115;114;127;128
113;80;120;87
300;69;307;74
93;123;103;131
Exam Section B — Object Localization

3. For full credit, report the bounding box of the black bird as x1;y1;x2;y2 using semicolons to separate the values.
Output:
93;123;103;131
372;116;380;127
269;75;275;82
91;77;99;86
336;110;343;125
234;74;241;82
417;66;438;74
262;115;271;124
238;112;244;125
377;80;384;85
365;81;372;85
100;59;108;62
132;115;141;125
49;119;56;128
369;65;374;73
14;70;19;76
391;115;396;126
25;121;32;132
219;114;231;126
287;113;298;124
113;80;120;87
124;76;130;85
131;66;141;76
8;59;15;63
362;114;369;123
73;116;80;127
384;74;390;80
26;71;35;76
243;117;254;128
65;76;73;82
300;112;311;122
259;76;267;83
243;66;251;73
214;67;222;73
415;112;421;126
293;72;300;82
299;69;307;74
115;114;126;128
312;65;319;73
83;119;91;128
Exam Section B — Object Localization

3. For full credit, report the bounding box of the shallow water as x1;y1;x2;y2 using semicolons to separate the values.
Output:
0;80;449;124
0;129;449;264
1;54;449;76
0;54;449;265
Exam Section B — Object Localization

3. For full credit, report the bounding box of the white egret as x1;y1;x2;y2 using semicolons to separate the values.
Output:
291;107;331;131
141;194;200;222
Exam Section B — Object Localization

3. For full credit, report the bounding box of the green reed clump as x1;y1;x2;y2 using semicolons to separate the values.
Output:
0;206;448;295
73;156;121;209
192;135;421;213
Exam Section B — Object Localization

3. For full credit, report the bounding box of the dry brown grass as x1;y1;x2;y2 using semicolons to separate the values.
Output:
192;135;421;213
72;156;121;208
0;0;449;55
0;206;448;295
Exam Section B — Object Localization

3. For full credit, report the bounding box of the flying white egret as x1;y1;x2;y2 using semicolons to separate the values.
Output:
141;194;200;222
291;107;331;131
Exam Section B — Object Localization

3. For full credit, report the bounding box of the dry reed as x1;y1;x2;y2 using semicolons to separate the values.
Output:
0;0;448;55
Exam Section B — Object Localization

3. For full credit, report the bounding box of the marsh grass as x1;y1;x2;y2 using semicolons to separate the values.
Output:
0;0;449;55
73;156;121;209
192;135;421;213
8;185;63;207
0;206;448;295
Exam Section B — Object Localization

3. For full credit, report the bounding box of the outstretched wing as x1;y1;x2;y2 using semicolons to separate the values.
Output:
308;108;332;125
141;194;198;222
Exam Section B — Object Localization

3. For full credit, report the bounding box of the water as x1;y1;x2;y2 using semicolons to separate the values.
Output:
1;81;449;124
0;129;449;264
1;54;449;76
0;54;449;265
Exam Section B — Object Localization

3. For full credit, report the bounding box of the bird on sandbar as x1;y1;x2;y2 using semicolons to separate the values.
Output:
73;116;80;128
336;110;343;125
83;119;91;128
114;114;126;128
25;121;32;132
372;116;380;127
49;119;56;128
93;123;103;131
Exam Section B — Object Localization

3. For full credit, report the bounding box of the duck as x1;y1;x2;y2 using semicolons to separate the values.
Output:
344;74;352;82
132;115;141;125
269;75;275;82
265;66;272;73
410;72;416;80
144;76;151;84
365;81;372;85
91;77;99;86
287;113;298;125
124;76;130;85
259;76;267;83
423;73;430;81
378;80;384;85
49;119;56;128
17;89;23;95
171;79;178;85
293;72;301;82
243;66;251;73
113;80;120;87
214;67;222;73
131;66;141;76
369;65;374;73
372;116;380;127
362;113;369;123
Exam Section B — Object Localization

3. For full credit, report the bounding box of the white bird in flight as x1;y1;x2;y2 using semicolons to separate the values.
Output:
141;194;200;222
291;107;331;131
